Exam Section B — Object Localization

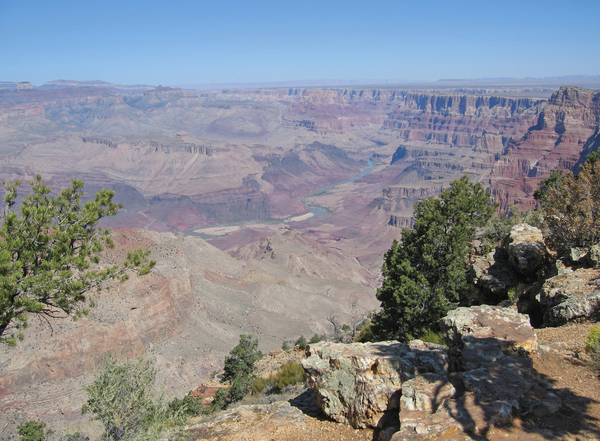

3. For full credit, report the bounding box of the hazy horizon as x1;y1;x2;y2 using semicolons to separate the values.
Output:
3;75;600;93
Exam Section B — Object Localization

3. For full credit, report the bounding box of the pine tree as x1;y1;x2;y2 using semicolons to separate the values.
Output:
0;176;155;344
537;157;600;254
222;334;262;383
372;175;494;342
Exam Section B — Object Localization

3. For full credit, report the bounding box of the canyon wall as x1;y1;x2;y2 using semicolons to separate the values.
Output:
488;86;600;209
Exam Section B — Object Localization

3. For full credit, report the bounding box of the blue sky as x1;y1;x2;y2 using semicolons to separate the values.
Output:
1;0;598;86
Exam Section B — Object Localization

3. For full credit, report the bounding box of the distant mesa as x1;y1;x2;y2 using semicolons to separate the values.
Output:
139;85;198;100
39;79;155;94
0;81;34;90
17;81;34;90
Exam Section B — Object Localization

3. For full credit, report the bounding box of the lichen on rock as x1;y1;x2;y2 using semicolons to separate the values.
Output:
301;340;449;428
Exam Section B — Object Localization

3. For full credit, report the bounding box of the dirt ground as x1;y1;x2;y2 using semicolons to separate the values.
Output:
517;322;600;440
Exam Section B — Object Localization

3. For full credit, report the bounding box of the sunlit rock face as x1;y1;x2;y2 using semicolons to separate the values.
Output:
302;340;450;428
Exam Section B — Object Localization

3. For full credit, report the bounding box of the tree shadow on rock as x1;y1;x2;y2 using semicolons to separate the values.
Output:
288;387;329;420
516;364;600;439
437;335;600;440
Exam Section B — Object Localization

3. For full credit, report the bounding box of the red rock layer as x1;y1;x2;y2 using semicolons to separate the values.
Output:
488;86;600;210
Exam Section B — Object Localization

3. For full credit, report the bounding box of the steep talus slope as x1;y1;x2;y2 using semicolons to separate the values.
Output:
231;229;378;288
0;228;376;436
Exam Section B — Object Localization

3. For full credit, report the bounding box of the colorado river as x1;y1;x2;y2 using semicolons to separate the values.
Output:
301;155;374;217
190;155;375;238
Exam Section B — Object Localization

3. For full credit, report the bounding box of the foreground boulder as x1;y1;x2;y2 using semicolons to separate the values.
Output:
469;223;547;302
394;306;559;440
301;340;450;428
469;251;521;300
505;224;547;277
539;267;600;326
440;304;538;358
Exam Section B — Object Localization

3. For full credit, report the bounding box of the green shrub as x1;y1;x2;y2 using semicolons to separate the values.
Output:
418;330;448;347
294;335;307;350
507;283;527;304
281;340;290;351
209;375;254;411
481;205;543;254
309;334;323;344
227;374;254;403
537;161;600;254
251;362;306;395
17;421;53;441
274;362;305;390
168;394;209;418
82;354;183;441
211;388;229;411
252;377;268;394
585;326;600;352
355;323;375;343
585;326;600;370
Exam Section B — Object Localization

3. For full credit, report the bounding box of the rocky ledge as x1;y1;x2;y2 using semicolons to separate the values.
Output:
303;305;561;440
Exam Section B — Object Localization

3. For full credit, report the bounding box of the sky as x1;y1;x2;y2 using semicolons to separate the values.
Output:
1;0;599;87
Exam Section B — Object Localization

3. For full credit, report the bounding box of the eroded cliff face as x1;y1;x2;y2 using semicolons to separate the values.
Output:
0;84;550;236
263;88;546;247
281;88;544;139
489;86;600;209
329;86;598;237
382;93;543;149
6;84;598;276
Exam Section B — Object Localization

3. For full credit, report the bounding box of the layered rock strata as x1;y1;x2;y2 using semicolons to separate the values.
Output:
489;86;600;209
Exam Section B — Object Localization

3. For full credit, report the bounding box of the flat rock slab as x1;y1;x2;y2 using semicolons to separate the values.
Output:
401;373;456;413
440;304;538;357
397;394;512;438
185;401;308;440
